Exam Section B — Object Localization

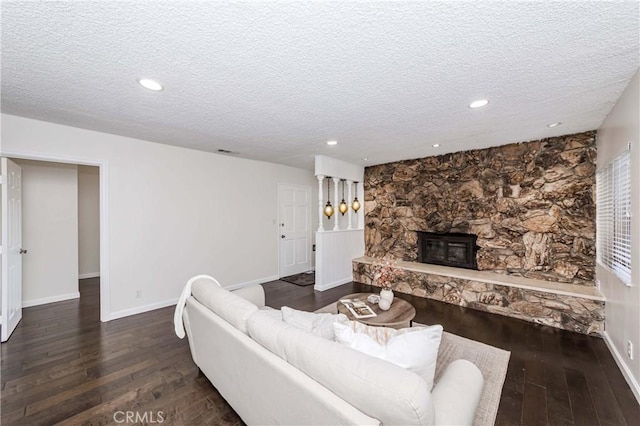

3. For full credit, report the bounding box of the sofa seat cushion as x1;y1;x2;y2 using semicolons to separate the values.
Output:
191;280;258;334
248;310;435;425
334;321;443;390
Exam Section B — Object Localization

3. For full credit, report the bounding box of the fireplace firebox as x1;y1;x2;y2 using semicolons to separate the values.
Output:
417;231;479;270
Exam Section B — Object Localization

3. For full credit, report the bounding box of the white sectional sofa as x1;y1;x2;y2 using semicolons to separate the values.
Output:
175;277;484;425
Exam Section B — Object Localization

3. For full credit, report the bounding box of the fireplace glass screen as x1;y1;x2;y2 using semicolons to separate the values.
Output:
417;232;478;269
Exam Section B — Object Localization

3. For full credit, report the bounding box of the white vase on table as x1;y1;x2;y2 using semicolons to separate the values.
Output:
378;298;391;311
380;289;394;307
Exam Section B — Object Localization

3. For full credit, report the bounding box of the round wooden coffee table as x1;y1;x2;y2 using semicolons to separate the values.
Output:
337;293;416;329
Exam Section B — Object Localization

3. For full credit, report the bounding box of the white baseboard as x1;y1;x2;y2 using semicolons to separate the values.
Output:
107;275;279;321
109;297;179;321
23;292;80;308
79;272;100;279
314;276;352;292
603;331;640;403
225;275;279;291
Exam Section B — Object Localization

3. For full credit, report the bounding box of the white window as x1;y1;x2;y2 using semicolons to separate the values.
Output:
596;149;632;285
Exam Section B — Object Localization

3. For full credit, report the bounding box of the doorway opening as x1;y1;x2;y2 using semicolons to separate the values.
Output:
77;165;101;314
1;155;108;341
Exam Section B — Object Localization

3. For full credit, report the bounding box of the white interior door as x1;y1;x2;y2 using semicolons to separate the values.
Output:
279;184;312;277
1;158;24;342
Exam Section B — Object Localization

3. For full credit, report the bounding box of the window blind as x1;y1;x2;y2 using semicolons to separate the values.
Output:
596;150;632;285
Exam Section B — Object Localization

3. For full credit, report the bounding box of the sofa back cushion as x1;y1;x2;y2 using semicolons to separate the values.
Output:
191;280;258;334
281;306;348;340
231;285;265;307
248;310;435;425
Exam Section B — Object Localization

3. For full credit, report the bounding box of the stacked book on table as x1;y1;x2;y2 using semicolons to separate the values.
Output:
339;298;377;319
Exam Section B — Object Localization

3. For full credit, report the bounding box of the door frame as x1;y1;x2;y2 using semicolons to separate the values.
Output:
1;151;110;322
277;183;312;278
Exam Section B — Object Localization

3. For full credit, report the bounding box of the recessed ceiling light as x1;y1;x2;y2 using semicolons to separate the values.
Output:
547;122;562;128
362;158;368;161
469;99;489;108
432;144;440;148
138;78;163;91
327;140;338;146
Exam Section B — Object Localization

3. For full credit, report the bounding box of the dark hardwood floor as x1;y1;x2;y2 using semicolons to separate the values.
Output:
1;278;637;425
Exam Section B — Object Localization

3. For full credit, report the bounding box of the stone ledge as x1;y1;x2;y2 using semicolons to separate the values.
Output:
353;256;604;335
353;257;604;301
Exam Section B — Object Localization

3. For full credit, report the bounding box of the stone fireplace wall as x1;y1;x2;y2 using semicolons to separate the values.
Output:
364;131;596;285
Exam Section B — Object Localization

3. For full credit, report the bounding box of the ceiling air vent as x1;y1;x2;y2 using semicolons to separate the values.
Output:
217;149;239;155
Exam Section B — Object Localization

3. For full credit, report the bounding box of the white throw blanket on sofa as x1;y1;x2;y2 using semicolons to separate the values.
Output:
174;274;222;338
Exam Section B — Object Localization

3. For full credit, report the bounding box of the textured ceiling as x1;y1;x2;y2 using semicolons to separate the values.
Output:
2;1;638;170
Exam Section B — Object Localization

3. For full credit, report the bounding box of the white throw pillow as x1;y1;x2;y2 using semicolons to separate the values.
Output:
281;306;348;340
334;321;443;390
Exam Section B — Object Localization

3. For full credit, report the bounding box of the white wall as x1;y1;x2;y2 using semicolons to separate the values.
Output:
1;114;316;319
315;229;364;291
597;69;640;401
16;159;79;307
78;165;100;278
0;163;3;313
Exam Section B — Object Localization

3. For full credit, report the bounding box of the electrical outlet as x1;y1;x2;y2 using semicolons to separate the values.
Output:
136;290;142;299
627;340;633;360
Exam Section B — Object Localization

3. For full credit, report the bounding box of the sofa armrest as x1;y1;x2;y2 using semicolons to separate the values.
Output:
231;284;266;308
431;359;484;426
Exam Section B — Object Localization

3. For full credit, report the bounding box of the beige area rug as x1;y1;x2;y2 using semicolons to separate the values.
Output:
316;302;510;426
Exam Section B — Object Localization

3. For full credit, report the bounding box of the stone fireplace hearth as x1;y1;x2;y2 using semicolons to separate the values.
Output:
353;256;604;335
